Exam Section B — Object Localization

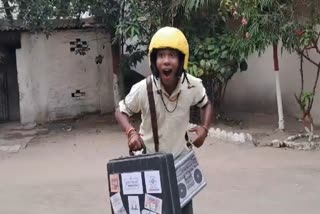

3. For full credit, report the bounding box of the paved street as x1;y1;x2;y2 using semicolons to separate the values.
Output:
0;116;320;214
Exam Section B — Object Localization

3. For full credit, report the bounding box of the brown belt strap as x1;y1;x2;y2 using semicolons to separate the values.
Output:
146;76;159;152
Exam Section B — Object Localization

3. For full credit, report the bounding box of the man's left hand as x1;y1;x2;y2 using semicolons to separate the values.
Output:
188;126;208;148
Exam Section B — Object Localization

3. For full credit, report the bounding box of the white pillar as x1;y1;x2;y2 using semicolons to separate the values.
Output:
275;71;285;130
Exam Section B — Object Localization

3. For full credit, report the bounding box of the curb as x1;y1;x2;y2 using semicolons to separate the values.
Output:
189;124;254;144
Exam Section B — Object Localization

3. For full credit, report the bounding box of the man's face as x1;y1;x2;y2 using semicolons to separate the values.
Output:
156;48;180;86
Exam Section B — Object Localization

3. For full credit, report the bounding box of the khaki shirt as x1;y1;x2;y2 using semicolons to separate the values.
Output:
119;73;208;158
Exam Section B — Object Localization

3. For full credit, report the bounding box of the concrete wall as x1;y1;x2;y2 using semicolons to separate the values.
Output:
224;46;320;125
16;29;114;124
133;58;151;77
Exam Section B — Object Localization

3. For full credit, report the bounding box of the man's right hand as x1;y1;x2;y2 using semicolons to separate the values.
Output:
127;128;144;151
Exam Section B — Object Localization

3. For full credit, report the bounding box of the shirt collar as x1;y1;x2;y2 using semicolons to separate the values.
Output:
152;74;185;98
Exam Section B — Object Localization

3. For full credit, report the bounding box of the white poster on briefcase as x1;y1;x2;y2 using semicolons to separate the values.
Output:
121;172;144;195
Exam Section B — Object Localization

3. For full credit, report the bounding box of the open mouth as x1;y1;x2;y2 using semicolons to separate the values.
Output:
163;69;172;77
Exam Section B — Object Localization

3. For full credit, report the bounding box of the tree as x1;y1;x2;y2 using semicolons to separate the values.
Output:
219;0;297;130
1;0;13;20
282;0;320;140
219;0;320;136
0;0;121;33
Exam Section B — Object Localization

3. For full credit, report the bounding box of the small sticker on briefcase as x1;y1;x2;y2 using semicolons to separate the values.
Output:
144;194;162;214
128;196;140;214
110;174;120;193
144;170;162;194
110;192;127;214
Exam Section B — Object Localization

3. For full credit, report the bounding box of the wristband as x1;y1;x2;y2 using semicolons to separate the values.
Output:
125;127;136;136
200;125;209;136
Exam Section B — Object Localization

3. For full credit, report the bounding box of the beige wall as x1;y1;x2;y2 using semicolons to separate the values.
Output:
224;46;320;125
16;29;114;124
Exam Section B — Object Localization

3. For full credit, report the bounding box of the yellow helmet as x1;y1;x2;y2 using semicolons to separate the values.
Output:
148;26;189;71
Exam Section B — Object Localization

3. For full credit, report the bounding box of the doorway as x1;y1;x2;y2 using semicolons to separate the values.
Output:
0;47;20;122
0;69;8;121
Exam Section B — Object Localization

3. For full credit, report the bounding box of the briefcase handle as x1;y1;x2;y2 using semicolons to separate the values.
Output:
129;141;147;156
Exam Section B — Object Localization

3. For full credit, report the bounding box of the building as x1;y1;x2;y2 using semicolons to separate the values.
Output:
0;19;115;124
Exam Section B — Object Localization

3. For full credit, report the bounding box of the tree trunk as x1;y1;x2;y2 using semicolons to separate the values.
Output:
303;112;314;141
111;37;123;108
160;0;172;26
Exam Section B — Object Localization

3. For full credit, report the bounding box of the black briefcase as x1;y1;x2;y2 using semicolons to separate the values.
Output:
107;152;182;214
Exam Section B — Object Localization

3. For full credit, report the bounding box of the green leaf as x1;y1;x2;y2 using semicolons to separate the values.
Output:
210;59;217;65
200;59;206;68
205;61;211;70
208;45;215;50
193;64;197;71
221;53;227;59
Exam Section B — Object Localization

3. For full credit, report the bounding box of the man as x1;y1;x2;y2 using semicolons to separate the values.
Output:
115;26;213;213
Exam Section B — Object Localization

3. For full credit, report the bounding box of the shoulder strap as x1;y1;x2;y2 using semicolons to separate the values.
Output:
146;76;159;152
